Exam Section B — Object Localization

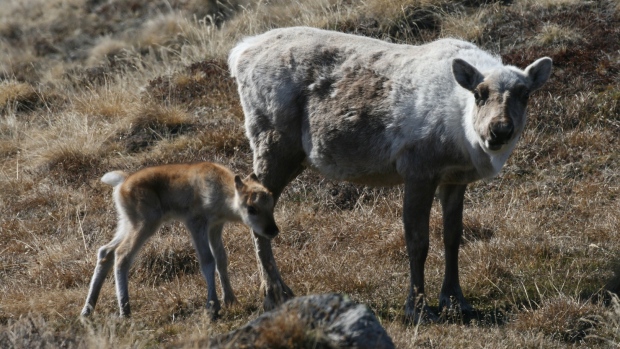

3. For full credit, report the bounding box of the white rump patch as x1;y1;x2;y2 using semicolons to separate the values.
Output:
101;171;127;187
228;36;258;78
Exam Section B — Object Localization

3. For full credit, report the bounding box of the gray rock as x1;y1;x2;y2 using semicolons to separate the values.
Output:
209;293;395;349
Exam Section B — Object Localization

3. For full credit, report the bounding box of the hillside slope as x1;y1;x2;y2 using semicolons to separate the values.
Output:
1;0;619;347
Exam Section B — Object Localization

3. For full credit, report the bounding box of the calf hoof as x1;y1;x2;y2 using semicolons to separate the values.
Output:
80;306;93;317
119;303;131;318
263;280;294;311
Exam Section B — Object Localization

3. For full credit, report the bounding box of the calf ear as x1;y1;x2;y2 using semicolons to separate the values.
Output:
525;57;552;92
234;175;245;191
452;58;484;92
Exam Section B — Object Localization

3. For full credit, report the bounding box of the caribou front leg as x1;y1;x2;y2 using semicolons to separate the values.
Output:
251;133;305;310
403;178;439;324
438;184;473;317
253;233;294;310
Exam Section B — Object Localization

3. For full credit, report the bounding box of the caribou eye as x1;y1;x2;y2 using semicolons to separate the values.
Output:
474;86;489;106
247;206;258;215
515;86;530;100
474;91;485;107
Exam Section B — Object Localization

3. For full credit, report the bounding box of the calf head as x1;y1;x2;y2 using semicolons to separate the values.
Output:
453;57;552;152
234;173;279;239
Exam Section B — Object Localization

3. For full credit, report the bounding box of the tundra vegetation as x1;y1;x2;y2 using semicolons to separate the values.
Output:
0;0;619;348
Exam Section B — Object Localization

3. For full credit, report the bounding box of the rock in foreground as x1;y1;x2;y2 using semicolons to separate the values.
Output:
210;293;395;349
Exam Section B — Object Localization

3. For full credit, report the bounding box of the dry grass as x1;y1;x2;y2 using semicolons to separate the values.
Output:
86;37;132;68
1;0;619;348
534;23;583;47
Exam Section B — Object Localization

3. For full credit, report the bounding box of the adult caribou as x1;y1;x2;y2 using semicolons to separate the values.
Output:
228;26;552;322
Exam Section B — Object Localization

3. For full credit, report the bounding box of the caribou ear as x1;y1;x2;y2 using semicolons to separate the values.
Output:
525;57;552;92
234;175;244;191
452;58;484;92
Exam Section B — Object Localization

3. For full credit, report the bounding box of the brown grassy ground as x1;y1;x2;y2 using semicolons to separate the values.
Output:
1;0;619;347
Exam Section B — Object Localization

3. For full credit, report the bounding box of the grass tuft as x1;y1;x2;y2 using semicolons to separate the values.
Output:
87;37;132;68
0;81;48;113
0;315;84;348
143;58;239;112
38;145;105;186
109;104;196;153
533;23;582;47
511;296;600;343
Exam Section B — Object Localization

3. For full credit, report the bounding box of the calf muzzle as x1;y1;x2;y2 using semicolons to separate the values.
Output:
263;224;280;239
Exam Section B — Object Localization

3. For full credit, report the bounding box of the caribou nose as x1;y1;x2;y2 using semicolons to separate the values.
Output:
489;120;514;146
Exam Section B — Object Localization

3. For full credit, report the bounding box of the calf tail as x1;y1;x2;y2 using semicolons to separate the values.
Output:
101;171;128;187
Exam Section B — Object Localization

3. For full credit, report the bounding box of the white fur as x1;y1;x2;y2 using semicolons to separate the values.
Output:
231;28;551;184
101;171;127;187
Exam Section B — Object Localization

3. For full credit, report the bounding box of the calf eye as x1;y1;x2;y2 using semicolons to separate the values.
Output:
247;206;258;215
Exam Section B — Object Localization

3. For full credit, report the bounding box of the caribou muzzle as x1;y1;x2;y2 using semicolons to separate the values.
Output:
488;120;514;150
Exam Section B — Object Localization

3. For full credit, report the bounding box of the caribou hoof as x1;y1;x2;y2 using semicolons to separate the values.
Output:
439;294;474;322
405;297;438;325
263;280;295;311
206;300;222;321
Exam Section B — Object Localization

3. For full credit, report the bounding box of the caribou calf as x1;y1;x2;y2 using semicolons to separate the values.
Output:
229;26;552;322
81;162;277;318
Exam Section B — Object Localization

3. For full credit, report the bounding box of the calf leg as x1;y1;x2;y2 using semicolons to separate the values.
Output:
207;223;237;307
114;221;160;317
252;130;306;310
403;178;438;324
438;184;473;315
186;217;221;318
81;236;122;316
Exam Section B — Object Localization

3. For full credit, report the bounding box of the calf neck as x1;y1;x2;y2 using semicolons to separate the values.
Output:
229;26;552;322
